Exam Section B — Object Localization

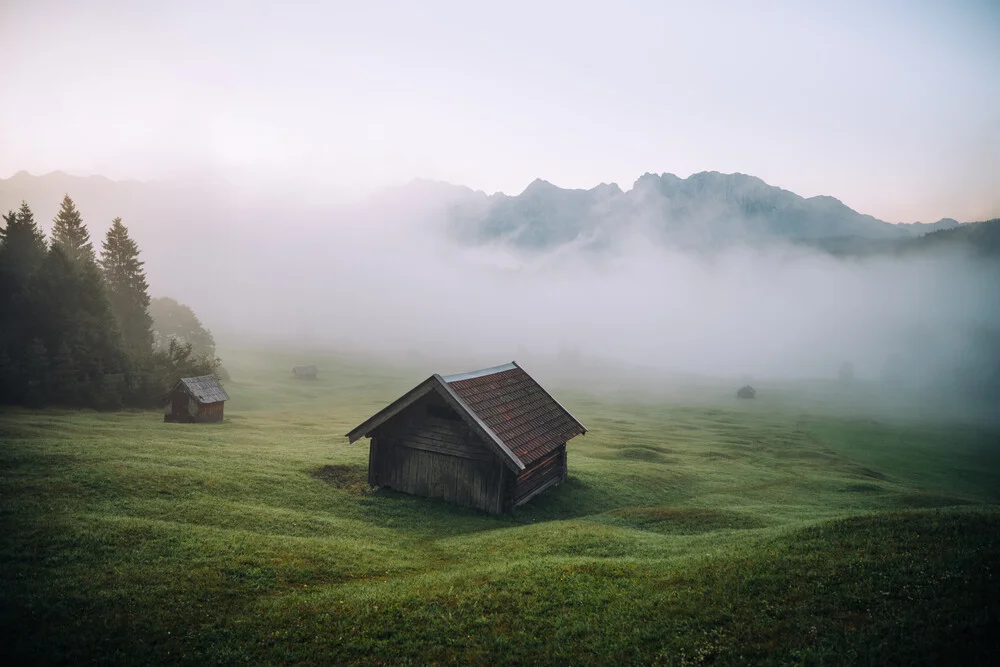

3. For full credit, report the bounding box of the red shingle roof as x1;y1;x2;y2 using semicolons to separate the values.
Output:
444;363;586;465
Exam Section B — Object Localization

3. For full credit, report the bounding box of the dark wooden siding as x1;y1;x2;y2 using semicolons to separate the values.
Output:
510;443;567;508
164;388;194;423
196;401;224;423
369;393;506;513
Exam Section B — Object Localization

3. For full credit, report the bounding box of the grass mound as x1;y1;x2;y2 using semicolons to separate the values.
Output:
226;508;1000;665
615;445;675;463
839;482;886;494
598;506;766;534
897;492;976;509
587;443;676;464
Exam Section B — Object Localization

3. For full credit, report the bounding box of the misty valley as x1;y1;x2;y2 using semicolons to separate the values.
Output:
1;175;998;664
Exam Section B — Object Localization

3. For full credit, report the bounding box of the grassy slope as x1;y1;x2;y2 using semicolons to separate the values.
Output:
1;349;998;665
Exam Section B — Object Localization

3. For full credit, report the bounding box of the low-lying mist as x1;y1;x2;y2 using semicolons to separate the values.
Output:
193;194;998;406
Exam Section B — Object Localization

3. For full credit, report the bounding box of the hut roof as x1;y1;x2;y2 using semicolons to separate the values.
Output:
293;365;318;374
172;375;230;404
345;361;586;471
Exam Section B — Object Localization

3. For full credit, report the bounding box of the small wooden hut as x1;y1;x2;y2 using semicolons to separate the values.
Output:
346;361;587;514
292;365;319;379
164;375;230;423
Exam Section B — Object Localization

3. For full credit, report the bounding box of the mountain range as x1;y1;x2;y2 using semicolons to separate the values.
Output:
328;171;970;252
0;169;978;257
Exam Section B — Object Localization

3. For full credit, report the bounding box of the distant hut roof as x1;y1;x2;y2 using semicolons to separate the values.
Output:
293;365;318;374
345;361;587;471
171;375;230;404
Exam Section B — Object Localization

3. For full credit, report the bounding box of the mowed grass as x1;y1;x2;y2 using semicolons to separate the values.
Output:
1;349;998;665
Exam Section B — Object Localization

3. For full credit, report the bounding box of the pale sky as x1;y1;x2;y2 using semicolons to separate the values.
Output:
1;0;998;222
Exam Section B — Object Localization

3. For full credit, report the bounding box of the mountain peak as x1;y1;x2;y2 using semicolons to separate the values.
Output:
523;178;557;194
895;217;962;233
591;182;623;195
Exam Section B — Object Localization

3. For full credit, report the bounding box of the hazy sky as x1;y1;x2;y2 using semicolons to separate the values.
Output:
2;0;998;222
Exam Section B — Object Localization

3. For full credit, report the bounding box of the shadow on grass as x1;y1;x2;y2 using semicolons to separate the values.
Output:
337;473;635;537
309;464;373;495
596;506;768;534
511;475;625;523
839;482;887;494
588;444;677;464
897;493;976;509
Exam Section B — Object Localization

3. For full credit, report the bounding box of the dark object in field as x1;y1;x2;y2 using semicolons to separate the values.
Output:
737;385;756;399
311;464;372;495
292;365;319;379
163;375;229;423
346;361;587;514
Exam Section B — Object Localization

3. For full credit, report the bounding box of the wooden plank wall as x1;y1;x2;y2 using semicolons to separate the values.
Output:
196;401;224;423
370;394;505;513
510;444;567;508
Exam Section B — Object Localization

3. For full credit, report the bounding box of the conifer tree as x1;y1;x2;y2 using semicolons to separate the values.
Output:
23;338;49;407
34;244;125;404
0;347;16;404
100;218;153;356
85;361;106;410
50;342;79;406
0;204;48;375
75;259;126;376
0;203;48;272
50;195;95;265
33;245;84;356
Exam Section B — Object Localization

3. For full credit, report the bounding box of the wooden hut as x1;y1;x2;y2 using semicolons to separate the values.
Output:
164;375;230;423
292;365;319;379
346;361;587;514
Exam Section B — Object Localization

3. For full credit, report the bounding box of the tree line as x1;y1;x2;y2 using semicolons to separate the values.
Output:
0;196;218;409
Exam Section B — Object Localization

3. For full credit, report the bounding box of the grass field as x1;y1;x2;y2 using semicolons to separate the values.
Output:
2;349;998;665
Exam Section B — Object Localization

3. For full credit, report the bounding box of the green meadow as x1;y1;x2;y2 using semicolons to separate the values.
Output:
2;350;998;665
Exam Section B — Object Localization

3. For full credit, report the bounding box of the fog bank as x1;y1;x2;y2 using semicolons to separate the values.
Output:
197;201;999;393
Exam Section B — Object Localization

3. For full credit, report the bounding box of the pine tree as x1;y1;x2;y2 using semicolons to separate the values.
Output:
0;203;47;273
0;347;16;404
0;204;48;399
32;244;75;328
85;362;106;410
100;217;153;356
50;195;95;266
33;244;126;408
23;338;49;407
50;341;79;406
77;257;126;374
101;372;126;410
